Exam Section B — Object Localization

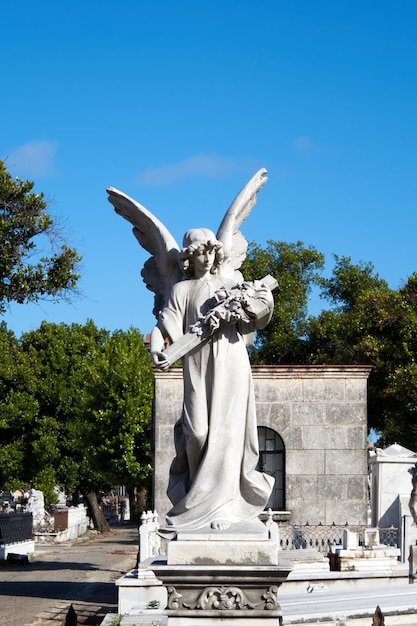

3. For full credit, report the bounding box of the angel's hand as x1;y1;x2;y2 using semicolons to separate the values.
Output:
254;284;274;309
151;350;171;371
241;284;274;332
244;284;273;317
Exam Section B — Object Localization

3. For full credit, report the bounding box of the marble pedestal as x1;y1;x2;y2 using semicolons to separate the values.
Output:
151;520;291;625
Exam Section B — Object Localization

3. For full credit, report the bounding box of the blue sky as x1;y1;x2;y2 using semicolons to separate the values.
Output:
2;1;417;338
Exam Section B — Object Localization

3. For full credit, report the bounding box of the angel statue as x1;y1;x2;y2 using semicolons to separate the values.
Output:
107;168;275;532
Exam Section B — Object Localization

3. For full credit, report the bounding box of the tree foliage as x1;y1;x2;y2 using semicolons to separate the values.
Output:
0;320;153;530
247;244;417;451
0;160;81;314
20;320;109;502
242;240;325;363
81;328;154;489
305;261;417;449
0;322;38;490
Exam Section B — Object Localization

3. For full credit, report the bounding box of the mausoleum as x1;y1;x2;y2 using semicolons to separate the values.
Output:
153;364;372;527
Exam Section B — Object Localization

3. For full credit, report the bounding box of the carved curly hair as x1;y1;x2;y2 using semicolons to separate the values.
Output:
180;228;224;277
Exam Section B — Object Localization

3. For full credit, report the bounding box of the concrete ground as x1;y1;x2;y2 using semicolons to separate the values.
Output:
0;524;138;625
101;608;417;625
100;609;417;625
2;526;417;626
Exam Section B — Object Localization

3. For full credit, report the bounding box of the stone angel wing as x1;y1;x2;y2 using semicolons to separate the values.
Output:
107;187;182;318
216;168;268;279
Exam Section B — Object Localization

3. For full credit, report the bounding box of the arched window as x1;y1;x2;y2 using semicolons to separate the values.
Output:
257;426;285;510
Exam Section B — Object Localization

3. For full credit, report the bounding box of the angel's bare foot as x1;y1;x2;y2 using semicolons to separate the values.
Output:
210;519;231;530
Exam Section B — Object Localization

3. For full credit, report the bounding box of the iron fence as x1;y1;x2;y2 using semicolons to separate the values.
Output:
278;523;398;555
0;512;33;545
379;525;399;547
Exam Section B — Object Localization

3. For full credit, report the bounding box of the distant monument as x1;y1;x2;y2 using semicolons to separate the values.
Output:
26;488;45;528
108;169;276;532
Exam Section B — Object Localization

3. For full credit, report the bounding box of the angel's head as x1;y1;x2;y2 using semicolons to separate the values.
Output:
180;228;224;277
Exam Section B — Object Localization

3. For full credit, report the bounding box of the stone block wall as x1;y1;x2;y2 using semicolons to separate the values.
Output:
153;365;371;526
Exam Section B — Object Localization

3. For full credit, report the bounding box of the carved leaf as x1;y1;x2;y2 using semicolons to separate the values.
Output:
262;585;280;610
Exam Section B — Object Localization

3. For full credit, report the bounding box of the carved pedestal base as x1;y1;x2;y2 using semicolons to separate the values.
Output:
150;562;291;624
150;519;290;624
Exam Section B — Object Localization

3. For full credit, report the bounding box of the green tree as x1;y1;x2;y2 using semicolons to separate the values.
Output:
0;160;81;314
72;326;154;525
244;246;417;450
242;240;325;363
0;322;39;490
21;320;108;509
304;258;417;449
304;256;390;363
21;321;153;530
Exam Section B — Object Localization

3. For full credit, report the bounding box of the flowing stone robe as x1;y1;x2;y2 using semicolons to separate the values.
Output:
158;274;274;530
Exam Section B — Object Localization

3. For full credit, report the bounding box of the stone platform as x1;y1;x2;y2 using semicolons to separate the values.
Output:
118;519;291;625
155;520;290;624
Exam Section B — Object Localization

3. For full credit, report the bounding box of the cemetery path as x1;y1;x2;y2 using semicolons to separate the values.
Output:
0;524;138;625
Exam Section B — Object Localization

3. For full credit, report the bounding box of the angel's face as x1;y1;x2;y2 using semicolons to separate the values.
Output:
193;246;216;277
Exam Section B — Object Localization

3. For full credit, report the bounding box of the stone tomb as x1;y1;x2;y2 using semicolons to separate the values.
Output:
332;527;401;574
369;443;417;560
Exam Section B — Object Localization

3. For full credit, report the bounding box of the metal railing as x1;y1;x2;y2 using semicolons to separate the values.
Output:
0;513;33;545
278;523;398;555
379;525;399;548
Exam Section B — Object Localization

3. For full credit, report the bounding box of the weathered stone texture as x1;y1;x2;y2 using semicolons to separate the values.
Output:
280;425;303;450
302;378;345;402
286;449;325;475
302;424;346;449
325;402;367;426
291;402;325;426
347;475;369;501
324;475;348;500
325;449;367;476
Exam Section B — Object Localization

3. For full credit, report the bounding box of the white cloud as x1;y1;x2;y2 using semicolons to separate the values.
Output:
291;135;315;156
7;140;58;178
276;165;294;178
135;154;242;186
